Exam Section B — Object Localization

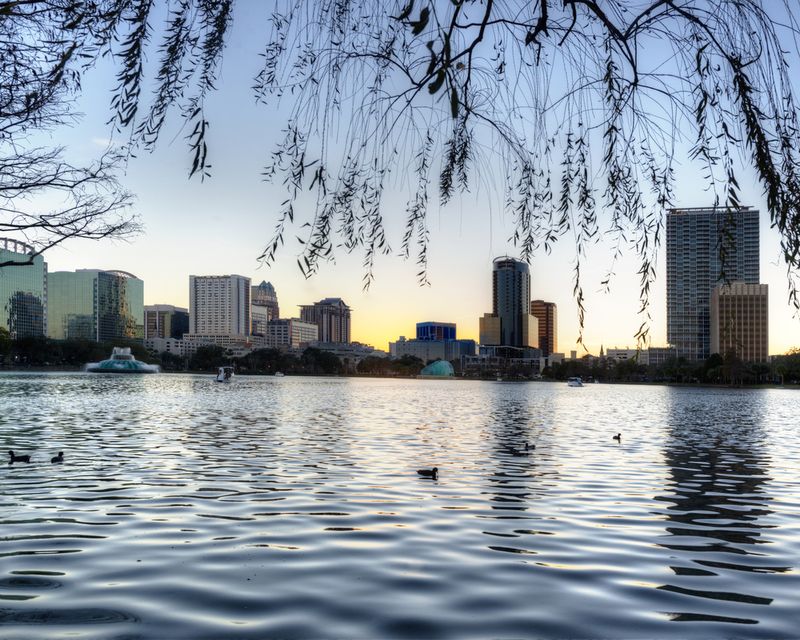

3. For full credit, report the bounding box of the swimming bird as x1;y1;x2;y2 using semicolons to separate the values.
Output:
505;442;536;456
51;452;64;464
8;450;31;464
417;467;438;479
613;433;622;442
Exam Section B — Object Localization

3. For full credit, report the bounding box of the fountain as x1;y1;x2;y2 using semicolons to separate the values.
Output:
85;347;160;374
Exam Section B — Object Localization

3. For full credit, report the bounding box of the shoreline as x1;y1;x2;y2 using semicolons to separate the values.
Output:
0;366;796;389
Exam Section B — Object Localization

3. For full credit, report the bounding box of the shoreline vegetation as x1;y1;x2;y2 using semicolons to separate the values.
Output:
1;336;798;388
1;365;797;391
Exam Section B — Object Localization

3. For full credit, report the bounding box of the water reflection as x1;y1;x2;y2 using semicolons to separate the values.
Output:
475;387;563;564
656;388;787;625
3;375;800;638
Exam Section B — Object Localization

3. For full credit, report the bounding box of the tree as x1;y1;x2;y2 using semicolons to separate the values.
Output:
1;1;139;267
0;326;10;360
301;347;343;375
159;351;186;371
721;349;746;385
5;1;800;342
394;354;425;376
189;345;226;371
357;355;392;375
771;348;800;384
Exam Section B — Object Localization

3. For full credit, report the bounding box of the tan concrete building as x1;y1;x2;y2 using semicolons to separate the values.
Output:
710;282;768;362
189;274;251;336
299;298;351;343
522;314;539;349
144;304;188;339
266;318;318;348
479;313;501;346
531;300;557;356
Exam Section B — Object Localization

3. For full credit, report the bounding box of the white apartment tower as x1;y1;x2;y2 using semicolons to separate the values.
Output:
189;275;251;337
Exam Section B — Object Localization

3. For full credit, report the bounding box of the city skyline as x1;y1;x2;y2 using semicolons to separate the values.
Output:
6;235;797;355
13;4;793;355
1;3;784;356
38;230;797;355
4;5;800;639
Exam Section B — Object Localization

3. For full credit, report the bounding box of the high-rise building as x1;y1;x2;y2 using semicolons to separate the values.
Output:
479;257;538;348
189;275;251;336
416;322;456;341
251;281;279;336
144;304;189;339
48;269;144;341
710;283;768;363
667;207;760;360
299;298;351;343
0;239;47;339
531;300;557;357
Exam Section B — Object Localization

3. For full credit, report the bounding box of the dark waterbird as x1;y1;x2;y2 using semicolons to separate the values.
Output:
505;442;534;456
417;467;438;479
51;452;64;464
613;433;622;442
8;450;31;464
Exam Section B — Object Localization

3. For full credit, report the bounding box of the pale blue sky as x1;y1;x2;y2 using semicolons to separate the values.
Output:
36;3;800;354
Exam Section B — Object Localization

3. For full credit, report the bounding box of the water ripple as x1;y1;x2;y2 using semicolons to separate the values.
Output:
1;373;799;638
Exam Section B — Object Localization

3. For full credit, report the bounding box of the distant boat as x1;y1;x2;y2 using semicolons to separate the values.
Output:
216;366;234;383
274;372;285;377
85;347;159;374
567;377;584;387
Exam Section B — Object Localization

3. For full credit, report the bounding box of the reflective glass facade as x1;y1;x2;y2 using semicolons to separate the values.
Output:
48;270;144;341
484;257;537;348
98;272;144;340
416;322;456;341
0;239;47;339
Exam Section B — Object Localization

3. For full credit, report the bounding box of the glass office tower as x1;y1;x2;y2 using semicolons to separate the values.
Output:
486;257;538;348
0;238;47;339
48;269;144;341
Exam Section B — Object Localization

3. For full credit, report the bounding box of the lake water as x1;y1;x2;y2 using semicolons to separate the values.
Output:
1;373;799;639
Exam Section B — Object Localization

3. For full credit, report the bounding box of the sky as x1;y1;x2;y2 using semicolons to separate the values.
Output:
33;3;800;355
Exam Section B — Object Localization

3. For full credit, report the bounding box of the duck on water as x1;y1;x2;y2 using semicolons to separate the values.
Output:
8;450;30;464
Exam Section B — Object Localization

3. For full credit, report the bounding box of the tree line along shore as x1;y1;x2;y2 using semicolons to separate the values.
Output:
2;332;799;387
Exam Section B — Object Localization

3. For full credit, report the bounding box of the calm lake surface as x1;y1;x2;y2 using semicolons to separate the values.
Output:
1;373;799;639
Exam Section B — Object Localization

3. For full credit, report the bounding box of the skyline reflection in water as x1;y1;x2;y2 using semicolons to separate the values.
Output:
1;373;799;639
